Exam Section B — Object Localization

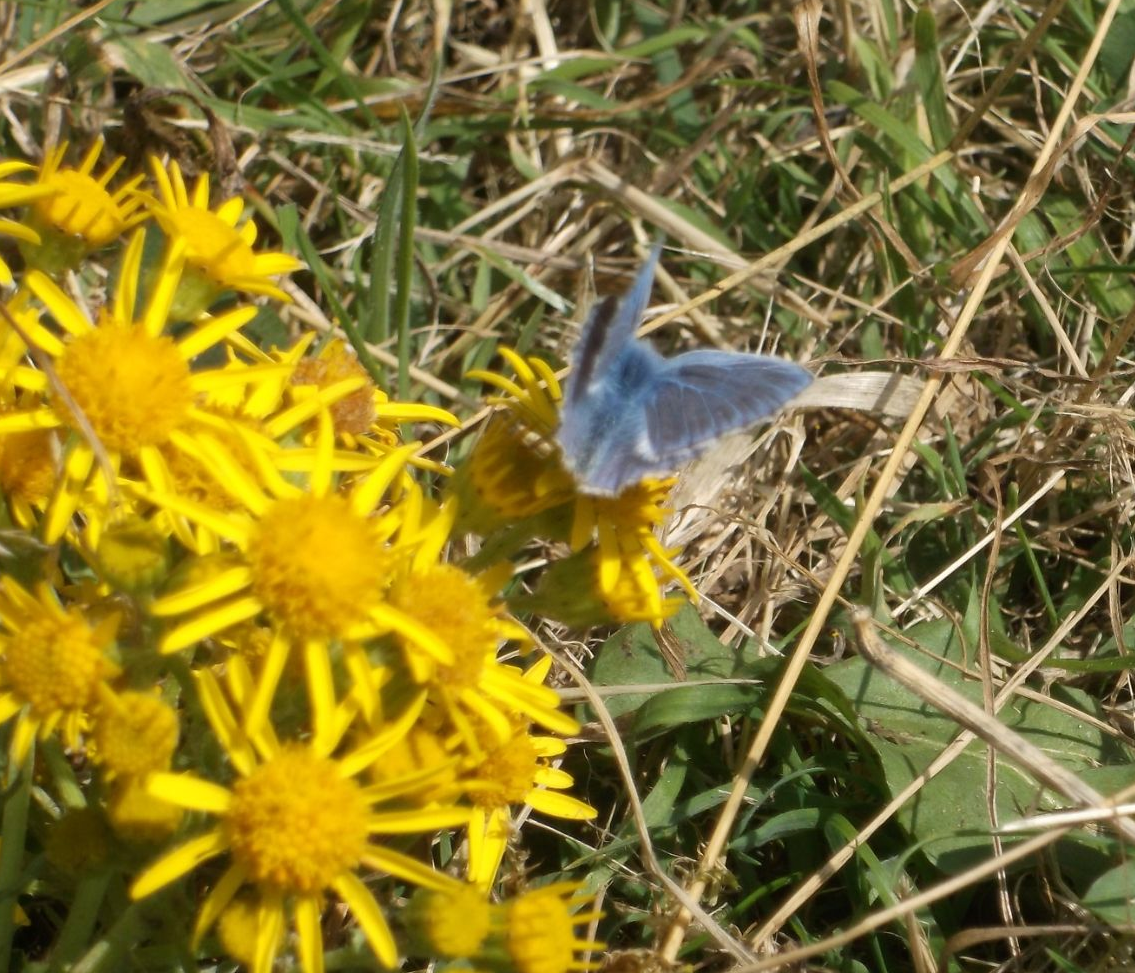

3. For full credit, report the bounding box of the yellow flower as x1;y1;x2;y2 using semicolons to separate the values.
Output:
147;157;302;316
459;657;595;887
455;350;575;532
94;514;171;591
0;578;120;765
222;334;457;477
158;335;437;526
453;414;576;533
0;159;57;285
468;347;562;436
386;512;578;746
0;229;261;542
291;338;456;441
506;884;604;973
0;425;57;529
594;548;687;624
131;662;471;973
140;416;449;735
24;139;148;271
572;480;696;625
106;777;184;842
91;686;179;779
405;884;495;958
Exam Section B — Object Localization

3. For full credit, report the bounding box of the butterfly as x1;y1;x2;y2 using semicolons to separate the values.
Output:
556;246;813;496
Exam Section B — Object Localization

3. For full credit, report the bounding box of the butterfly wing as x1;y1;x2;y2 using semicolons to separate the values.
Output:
640;349;813;469
565;350;812;496
564;244;662;407
558;341;665;493
559;246;664;488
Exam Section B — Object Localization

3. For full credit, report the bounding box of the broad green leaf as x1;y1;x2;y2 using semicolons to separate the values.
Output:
824;618;1125;871
589;603;769;722
1083;860;1135;926
104;38;193;89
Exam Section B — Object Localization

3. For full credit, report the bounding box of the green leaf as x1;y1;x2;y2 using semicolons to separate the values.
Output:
477;249;572;314
393;106;419;400
912;7;953;150
103;37;193;89
588;603;770;722
824;618;1123;871
828;79;933;162
1083;860;1135;926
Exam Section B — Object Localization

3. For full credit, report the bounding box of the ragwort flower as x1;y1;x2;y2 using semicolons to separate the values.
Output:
219;334;458;478
574;480;696;625
0;577;120;765
24;139;148;272
141;414;451;736
459;656;595;887
456;349;575;532
131;662;471;973
460;348;694;626
91;686;179;779
386;503;578;747
289;337;457;445
147;157;302;316
0;229;261;542
506;883;604;973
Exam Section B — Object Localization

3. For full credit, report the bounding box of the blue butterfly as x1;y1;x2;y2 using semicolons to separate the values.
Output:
557;246;813;496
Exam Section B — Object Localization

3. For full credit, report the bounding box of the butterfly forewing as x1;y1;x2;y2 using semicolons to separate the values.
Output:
566;245;662;405
643;351;813;459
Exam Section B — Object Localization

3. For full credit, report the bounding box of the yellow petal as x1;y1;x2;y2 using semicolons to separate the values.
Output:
147;771;233;812
294;894;324;973
526;787;597;821
333;872;397;968
131;828;229;898
192;863;246;945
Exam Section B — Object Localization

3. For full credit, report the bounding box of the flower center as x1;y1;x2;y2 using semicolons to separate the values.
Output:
167;209;255;281
472;734;540;809
389;564;497;684
54;323;193;452
292;344;376;436
247;495;387;639
35;170;128;247
93;690;179;777
409;885;493;957
5;609;112;716
225;747;369;893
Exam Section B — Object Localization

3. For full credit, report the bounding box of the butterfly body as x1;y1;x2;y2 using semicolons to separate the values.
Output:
557;247;813;496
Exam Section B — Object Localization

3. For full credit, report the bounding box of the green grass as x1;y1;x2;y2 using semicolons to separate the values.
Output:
7;0;1135;970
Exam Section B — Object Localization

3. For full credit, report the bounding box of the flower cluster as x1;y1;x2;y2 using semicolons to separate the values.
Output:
0;139;613;973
